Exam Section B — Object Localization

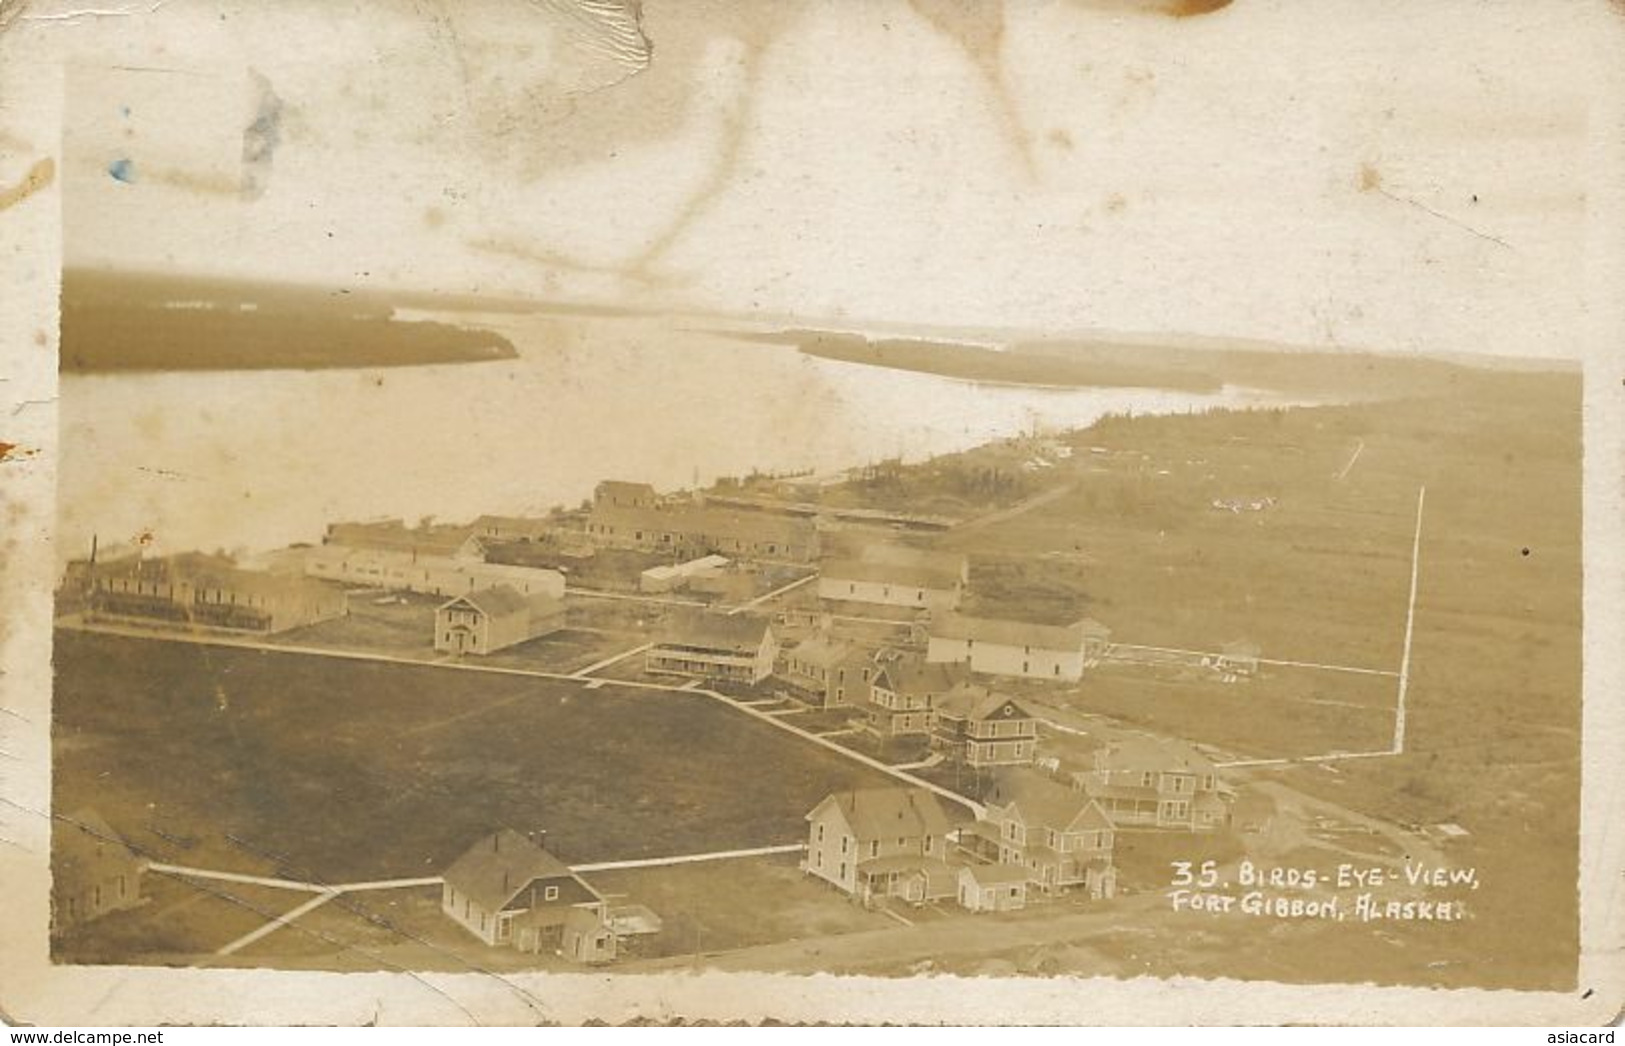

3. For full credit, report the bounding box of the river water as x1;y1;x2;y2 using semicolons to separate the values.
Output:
57;312;1300;560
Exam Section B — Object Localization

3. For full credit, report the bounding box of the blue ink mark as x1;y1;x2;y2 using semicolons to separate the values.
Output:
107;158;137;183
240;69;284;200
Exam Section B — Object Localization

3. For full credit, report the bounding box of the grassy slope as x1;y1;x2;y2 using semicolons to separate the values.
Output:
936;369;1582;989
52;633;896;887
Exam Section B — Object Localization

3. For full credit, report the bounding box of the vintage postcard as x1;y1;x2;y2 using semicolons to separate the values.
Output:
1;0;1622;1028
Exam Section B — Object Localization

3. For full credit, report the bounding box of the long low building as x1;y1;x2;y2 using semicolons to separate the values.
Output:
639;554;730;594
587;501;820;562
817;544;967;612
470;515;554;544
646;609;779;686
303;544;564;600
325;520;487;561
926;613;1110;682
816;560;962;612
82;552;347;635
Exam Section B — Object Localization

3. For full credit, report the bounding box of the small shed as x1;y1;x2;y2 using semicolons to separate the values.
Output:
957;863;1030;913
561;906;617;964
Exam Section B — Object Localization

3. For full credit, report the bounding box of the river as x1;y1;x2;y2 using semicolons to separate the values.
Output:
57;311;1304;560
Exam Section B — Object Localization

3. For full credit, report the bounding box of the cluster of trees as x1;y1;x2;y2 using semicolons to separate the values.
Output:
846;457;1034;506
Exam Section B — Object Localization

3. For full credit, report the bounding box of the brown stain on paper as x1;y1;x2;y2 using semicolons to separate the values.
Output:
1069;0;1234;17
0;156;55;213
906;0;1036;177
1160;0;1234;15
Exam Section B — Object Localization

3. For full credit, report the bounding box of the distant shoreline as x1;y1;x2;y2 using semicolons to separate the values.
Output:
719;326;1494;401
724;328;1222;394
60;268;519;373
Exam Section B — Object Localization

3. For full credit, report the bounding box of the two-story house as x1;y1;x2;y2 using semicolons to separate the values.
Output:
776;635;875;709
434;585;566;656
1072;736;1234;831
863;654;968;738
803;787;960;906
970;767;1117;899
930;685;1038;768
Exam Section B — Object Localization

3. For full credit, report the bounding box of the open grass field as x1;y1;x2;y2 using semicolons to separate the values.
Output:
584;854;893;960
1060;664;1399;761
269;594;644;675
272;593;440;657
932;369;1583;990
52;632;898;890
221;886;575;974
53;874;307;964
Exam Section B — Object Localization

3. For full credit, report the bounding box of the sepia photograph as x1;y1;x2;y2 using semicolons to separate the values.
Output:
1;0;1622;1030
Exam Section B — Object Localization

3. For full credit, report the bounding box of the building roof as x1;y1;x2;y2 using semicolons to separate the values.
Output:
809;787;955;841
473;562;566;586
1073;779;1162;802
595;480;657;502
326;520;480;558
441;587;564;628
819;557;961;591
442;829;575;913
642;554;730;583
872;656;967;696
856;854;936;876
441;584;531;619
855;543;966;574
962;862;1032;887
785;635;857;670
657;609;771;652
984;767;1113;833
932;684;1030;723
1092;735;1220;777
931;613;1101;651
471;515;552;539
94;553;337;603
605;904;664;936
592;503;815;548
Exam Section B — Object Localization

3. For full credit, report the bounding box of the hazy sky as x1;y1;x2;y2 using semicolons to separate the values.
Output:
50;0;1616;359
